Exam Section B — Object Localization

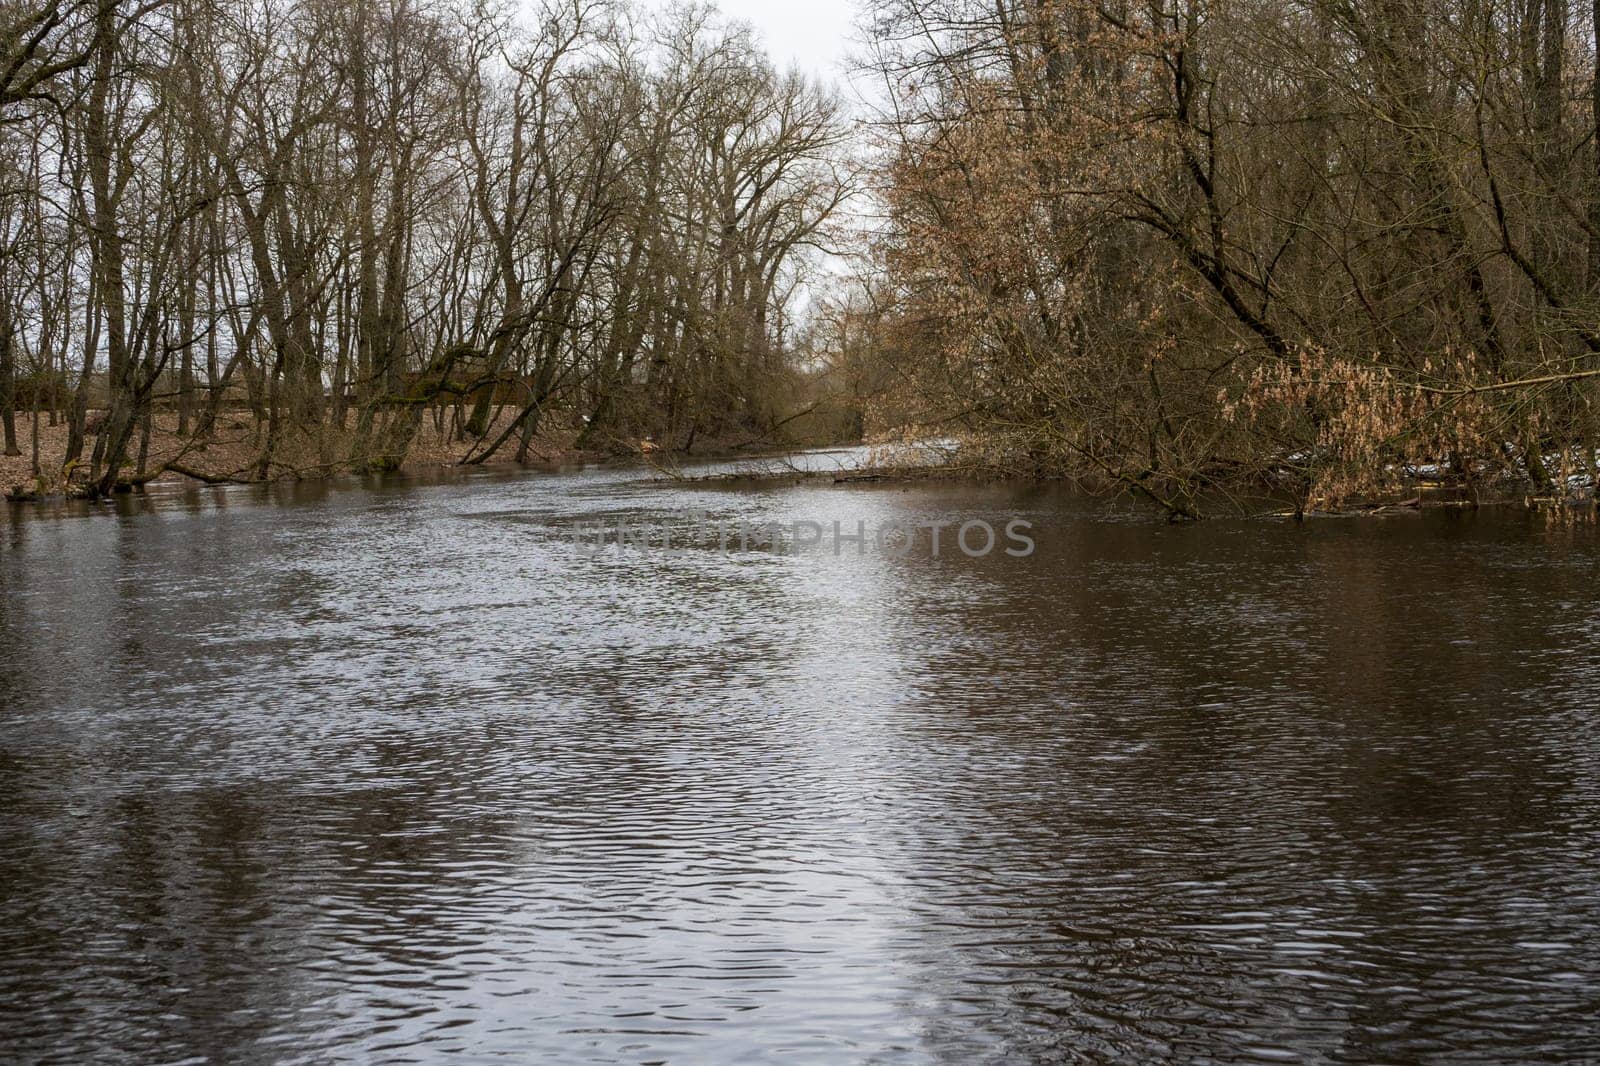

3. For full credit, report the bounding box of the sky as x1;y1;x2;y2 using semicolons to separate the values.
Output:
644;0;861;86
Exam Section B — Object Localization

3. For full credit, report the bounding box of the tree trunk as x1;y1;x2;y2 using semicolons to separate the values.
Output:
0;311;20;457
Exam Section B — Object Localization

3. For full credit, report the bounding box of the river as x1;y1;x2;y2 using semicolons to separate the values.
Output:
2;452;1598;1062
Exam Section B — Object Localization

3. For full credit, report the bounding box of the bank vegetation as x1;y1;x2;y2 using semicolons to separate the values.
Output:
1;0;852;497
844;0;1600;517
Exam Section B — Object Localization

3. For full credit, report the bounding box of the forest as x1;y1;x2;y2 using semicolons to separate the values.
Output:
0;0;852;497
855;0;1600;516
5;0;1600;516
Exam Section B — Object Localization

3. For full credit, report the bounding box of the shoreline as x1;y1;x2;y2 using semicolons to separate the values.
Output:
670;461;1600;520
8;417;1597;521
1;407;643;502
1;407;862;504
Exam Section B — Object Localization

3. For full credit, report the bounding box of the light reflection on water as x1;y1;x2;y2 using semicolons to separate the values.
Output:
2;456;1599;1062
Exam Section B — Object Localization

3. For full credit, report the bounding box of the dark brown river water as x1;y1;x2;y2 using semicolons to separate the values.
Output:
3;451;1599;1063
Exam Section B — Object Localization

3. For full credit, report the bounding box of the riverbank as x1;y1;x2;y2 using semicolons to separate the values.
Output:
11;414;1592;521
0;408;602;500
674;444;1600;521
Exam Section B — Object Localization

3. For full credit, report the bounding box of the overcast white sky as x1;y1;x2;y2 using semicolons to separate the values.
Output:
643;0;862;85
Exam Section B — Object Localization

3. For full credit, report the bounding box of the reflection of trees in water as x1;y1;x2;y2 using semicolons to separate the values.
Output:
845;506;1600;1059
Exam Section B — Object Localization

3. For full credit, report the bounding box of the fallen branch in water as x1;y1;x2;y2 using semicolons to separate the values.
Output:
162;464;256;486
